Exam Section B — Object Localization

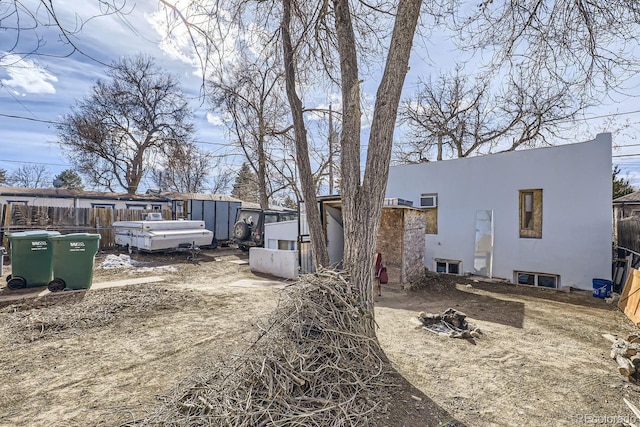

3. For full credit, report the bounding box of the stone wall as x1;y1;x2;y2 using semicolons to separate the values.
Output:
403;209;428;282
376;208;404;284
375;207;427;284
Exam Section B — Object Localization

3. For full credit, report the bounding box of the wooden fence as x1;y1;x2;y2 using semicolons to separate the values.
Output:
0;204;172;249
618;216;640;254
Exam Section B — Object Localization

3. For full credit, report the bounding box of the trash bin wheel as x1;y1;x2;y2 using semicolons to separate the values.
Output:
5;274;11;282
48;278;66;292
7;276;26;290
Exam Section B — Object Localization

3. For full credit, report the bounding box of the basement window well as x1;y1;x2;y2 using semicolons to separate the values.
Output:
435;259;461;275
515;271;559;289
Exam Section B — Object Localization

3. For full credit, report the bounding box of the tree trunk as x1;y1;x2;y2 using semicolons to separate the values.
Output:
336;0;422;326
257;129;269;209
281;0;329;268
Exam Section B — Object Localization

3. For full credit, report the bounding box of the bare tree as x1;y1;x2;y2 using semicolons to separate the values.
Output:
57;55;195;194
208;166;234;195
8;164;52;188
0;1;128;71
460;1;640;95
210;55;289;209
397;68;580;162
150;143;213;193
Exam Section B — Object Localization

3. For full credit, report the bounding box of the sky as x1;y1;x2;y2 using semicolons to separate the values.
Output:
1;0;640;192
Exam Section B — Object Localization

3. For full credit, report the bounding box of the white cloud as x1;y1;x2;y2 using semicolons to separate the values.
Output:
206;112;224;126
146;1;245;79
0;53;58;94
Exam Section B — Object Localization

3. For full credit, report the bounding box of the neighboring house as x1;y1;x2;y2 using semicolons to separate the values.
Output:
613;191;640;219
0;187;244;247
385;133;613;291
0;186;170;210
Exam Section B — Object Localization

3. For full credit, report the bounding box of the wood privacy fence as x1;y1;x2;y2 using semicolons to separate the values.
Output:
618;217;640;254
0;204;172;249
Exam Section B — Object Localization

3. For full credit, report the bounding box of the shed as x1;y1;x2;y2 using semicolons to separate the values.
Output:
375;206;428;284
298;197;428;285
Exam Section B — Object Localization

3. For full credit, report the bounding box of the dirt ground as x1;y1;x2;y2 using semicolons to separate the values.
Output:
0;248;639;426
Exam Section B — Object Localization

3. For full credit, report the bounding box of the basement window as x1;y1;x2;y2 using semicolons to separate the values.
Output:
519;189;542;238
515;271;559;289
436;259;461;275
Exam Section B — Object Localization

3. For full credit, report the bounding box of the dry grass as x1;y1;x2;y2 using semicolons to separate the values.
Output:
134;269;396;427
0;285;202;342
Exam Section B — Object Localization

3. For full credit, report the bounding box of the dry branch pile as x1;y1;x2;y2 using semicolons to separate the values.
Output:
136;269;394;427
0;286;201;342
418;308;482;339
604;333;640;381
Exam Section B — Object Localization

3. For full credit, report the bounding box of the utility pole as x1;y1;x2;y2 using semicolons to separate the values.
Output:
328;103;334;194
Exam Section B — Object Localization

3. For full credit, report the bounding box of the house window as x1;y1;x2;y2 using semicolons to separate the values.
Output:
515;271;559;289
126;204;148;210
519;189;542;238
91;203;114;209
420;193;437;208
420;193;438;234
7;200;28;205
435;259;461;275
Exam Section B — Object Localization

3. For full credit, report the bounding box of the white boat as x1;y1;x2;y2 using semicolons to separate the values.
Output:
113;215;213;252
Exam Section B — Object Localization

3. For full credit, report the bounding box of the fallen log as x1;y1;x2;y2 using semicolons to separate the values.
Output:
617;355;636;377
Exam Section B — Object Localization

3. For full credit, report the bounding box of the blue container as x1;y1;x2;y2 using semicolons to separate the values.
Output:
592;278;612;299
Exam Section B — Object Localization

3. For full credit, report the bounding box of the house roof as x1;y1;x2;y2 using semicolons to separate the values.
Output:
613;190;640;204
0;186;167;202
0;186;252;203
158;191;242;203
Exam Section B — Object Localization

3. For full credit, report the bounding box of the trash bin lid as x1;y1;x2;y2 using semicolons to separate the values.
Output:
49;233;101;241
7;230;61;240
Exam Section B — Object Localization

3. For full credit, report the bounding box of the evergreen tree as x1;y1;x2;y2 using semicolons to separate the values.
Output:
613;165;635;199
54;169;84;190
231;163;260;204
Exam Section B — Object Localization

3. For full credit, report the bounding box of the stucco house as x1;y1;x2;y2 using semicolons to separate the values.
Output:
385;133;613;291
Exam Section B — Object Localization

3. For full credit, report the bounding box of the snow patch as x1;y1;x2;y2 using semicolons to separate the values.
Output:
99;254;179;273
99;254;141;269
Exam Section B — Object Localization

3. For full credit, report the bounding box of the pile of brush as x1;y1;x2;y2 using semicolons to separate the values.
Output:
135;269;395;427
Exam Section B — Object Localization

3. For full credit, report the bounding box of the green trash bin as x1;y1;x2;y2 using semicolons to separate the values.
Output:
48;233;101;292
6;230;61;289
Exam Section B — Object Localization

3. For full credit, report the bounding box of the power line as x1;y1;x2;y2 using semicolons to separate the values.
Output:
0;112;229;148
579;109;640;122
0;159;70;166
0;113;61;125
